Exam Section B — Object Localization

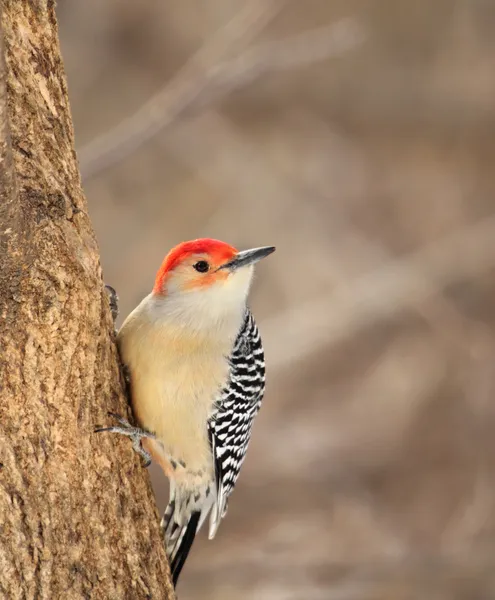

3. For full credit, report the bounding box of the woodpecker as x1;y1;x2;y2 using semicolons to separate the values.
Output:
97;238;275;586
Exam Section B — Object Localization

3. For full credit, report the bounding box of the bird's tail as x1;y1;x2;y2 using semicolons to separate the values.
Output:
161;481;213;587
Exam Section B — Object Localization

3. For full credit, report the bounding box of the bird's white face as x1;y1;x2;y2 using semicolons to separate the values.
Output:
151;239;275;334
163;253;254;328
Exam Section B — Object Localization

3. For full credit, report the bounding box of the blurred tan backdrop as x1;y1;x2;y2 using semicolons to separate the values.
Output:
59;1;495;598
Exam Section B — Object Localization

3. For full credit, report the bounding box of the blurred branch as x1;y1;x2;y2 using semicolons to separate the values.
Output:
79;14;365;182
263;215;495;371
266;112;484;348
190;18;365;105
79;0;283;181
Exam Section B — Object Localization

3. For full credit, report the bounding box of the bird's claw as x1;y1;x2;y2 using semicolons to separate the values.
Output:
95;412;155;468
105;285;119;324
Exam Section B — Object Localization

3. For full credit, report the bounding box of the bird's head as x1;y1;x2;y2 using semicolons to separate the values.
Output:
152;238;275;328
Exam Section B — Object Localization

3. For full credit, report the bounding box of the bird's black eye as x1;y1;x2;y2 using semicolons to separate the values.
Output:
193;260;210;273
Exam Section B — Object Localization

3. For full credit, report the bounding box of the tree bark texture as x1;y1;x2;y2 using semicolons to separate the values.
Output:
0;2;174;599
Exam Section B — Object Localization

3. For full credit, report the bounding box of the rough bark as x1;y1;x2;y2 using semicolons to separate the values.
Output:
0;2;174;599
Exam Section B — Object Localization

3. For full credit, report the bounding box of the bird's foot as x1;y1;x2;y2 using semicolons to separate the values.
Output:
104;284;119;324
95;412;155;467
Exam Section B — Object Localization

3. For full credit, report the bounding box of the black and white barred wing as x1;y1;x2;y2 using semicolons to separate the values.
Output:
207;310;265;538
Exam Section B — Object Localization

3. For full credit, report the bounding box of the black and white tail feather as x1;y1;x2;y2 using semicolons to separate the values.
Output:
161;309;266;586
161;480;213;586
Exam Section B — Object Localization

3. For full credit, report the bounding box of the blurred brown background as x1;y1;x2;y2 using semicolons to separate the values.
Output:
58;1;495;598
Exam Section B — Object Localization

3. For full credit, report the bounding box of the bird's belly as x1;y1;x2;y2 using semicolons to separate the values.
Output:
130;353;229;475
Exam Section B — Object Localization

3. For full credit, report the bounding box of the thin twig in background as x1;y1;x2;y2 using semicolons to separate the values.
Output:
78;15;365;182
184;18;365;109
266;111;484;349
263;215;495;371
79;0;283;182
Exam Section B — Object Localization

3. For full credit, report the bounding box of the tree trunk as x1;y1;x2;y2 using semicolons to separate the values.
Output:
0;2;174;598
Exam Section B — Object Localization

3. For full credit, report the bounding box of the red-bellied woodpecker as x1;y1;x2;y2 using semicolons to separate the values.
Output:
97;238;275;586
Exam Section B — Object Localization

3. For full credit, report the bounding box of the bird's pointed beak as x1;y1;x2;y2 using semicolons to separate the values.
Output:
220;246;275;271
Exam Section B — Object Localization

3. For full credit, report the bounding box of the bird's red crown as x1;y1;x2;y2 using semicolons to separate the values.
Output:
153;238;238;294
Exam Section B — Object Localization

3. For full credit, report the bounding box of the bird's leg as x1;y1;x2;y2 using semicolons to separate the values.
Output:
104;284;119;325
95;412;156;467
